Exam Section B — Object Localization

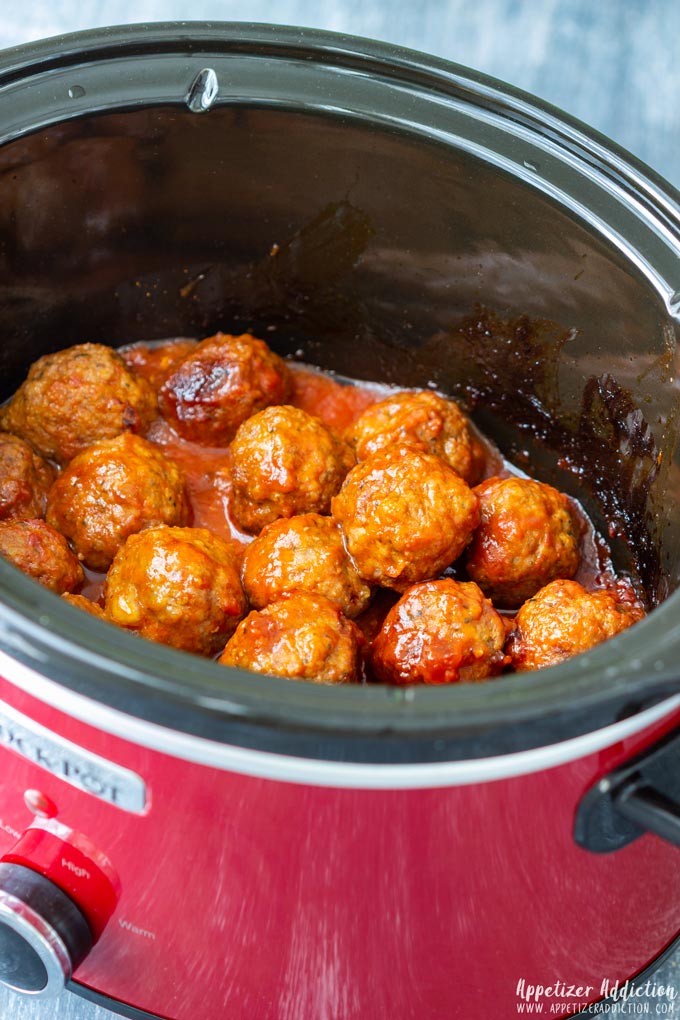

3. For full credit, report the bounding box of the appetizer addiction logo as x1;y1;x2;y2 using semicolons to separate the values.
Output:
515;977;677;1015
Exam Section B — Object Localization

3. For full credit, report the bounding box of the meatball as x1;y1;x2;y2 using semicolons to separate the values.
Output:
464;476;580;608
345;389;485;484
61;593;107;620
331;444;479;591
219;593;361;684
0;519;83;593
506;579;645;672
371;579;508;684
242;513;372;618
0;431;56;521
0;343;156;465
46;433;190;572
230;405;354;534
158;332;292;445
104;526;247;656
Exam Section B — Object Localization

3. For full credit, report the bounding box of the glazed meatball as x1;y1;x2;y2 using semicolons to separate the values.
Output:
345;390;485;484
158;332;292;445
230;405;354;534
104;526;247;656
61;593;107;620
464;476;580;608
0;343;156;465
371;579;508;684
46;433;189;572
331;444;480;592
219;592;361;684
242;513;372;618
0;432;56;521
506;579;645;672
0;519;83;593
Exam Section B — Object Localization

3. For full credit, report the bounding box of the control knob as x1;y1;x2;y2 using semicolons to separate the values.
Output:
0;860;93;997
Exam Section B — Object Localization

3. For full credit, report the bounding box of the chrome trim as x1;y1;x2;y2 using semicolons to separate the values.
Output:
0;889;70;998
0;650;679;788
0;700;146;813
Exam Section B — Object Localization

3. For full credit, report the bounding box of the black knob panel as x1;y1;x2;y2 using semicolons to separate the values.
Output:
0;862;93;998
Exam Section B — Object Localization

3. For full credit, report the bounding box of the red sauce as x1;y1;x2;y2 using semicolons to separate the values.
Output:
289;366;381;432
145;418;242;545
122;337;197;392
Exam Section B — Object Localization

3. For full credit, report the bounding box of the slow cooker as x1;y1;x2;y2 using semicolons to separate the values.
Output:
0;22;680;1019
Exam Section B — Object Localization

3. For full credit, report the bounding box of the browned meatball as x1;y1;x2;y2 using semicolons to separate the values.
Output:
0;519;83;593
230;405;354;534
0;343;156;465
371;579;508;684
46;433;189;571
331;444;480;592
464;476;580;608
345;390;485;484
104;526;247;656
219;593;361;683
0;432;56;521
242;513;372;618
158;332;292;445
506;579;645;672
61;593;107;620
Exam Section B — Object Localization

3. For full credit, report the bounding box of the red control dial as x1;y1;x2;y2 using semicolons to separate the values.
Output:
0;819;119;998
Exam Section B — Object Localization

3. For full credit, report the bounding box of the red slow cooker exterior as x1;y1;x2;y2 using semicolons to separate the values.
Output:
0;23;680;1019
1;663;680;1018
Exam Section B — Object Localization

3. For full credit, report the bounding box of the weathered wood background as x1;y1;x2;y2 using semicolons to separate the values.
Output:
1;0;679;188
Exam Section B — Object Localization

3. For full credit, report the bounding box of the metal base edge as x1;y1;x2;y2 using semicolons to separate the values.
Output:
572;930;680;1018
68;928;680;1020
68;980;164;1020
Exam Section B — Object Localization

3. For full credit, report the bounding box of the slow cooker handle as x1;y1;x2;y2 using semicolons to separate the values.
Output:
574;728;680;852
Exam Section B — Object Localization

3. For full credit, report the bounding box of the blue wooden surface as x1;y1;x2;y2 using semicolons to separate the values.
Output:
0;0;679;191
0;1;679;1017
